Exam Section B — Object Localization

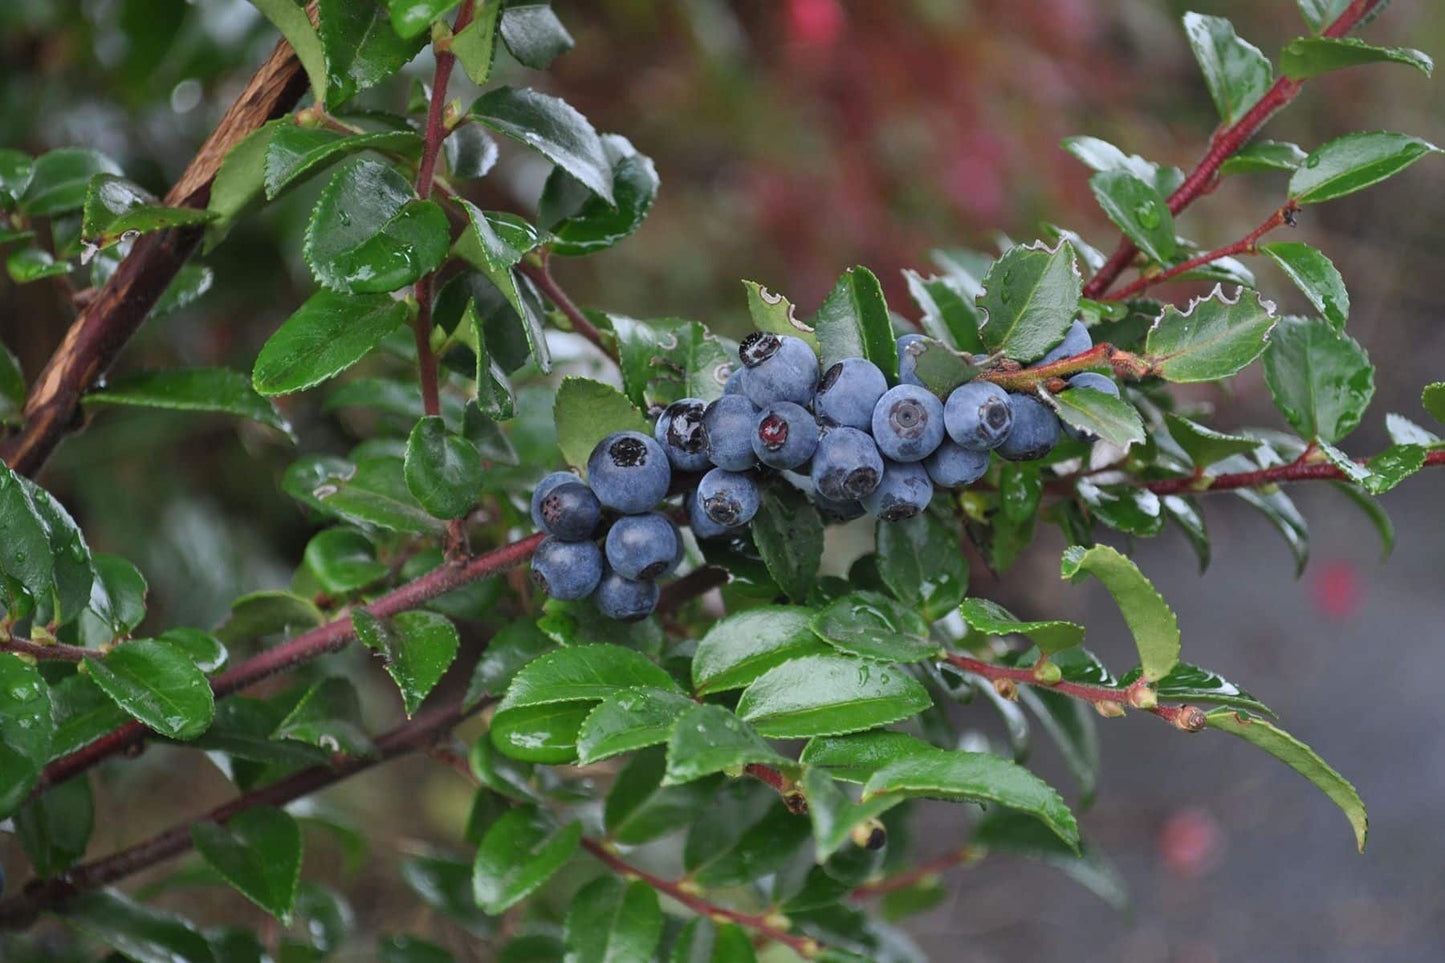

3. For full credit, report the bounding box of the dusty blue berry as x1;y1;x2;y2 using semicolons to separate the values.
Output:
531;471;581;530
535;481;601;540
606;512;682;580
739;333;818;407
924;439;990;488
895;333;927;387
587;431;671;514
944;382;1013;451
595;569;660;622
697;468;761;527
1037;319;1092;366
814;358;888;430
872;384;946;462
863;460;934;521
811;426;884;502
753;401;819;469
686;489;736;539
995;394;1060;461
530;537;603;601
655;399;712;472
702;394;760;471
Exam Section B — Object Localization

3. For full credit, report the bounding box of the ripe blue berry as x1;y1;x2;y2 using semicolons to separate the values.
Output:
530;537;603;601
655;399;711;472
702;395;760;471
587;431;671;514
1037;319;1092;366
595;569;660;622
531;471;581;530
995;394;1060;461
606;512;682;580
811;426;884;502
739;333;818;407
1060;372;1121;442
944;382;1013;451
871;385;945;462
813;492;867;521
863;460;934;521
895;334;927;387
697;468;761;527
535;481;601;540
814;358;888;430
753;401;819;469
924;439;991;489
723;367;746;395
686;489;736;539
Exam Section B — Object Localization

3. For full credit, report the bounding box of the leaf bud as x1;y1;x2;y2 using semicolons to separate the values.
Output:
1094;699;1126;718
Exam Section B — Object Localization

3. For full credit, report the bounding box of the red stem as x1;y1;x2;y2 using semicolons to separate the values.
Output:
1082;0;1387;299
516;258;616;361
1145;447;1445;496
850;847;972;899
0;636;99;662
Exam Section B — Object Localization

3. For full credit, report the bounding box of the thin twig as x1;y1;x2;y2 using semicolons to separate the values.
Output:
0;636;100;662
850;847;974;899
516;257;617;361
1143;447;1445;496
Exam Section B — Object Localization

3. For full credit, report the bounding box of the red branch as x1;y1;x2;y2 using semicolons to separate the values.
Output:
1145;447;1445;496
1082;0;1388;300
0;636;99;662
516;258;616;361
850;847;973;899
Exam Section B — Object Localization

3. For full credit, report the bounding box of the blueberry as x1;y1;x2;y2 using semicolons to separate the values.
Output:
995;394;1060;461
530;470;581;530
871;385;945;462
587;431;671;514
595;569;660;622
815;357;888;430
606;512;682;580
535;481;601;540
944;382;1013;451
896;334;927;387
863;460;934;521
924;439;991;489
1037;319;1092;366
655;399;712;472
530;537;603;601
697;468;761;527
702;394;760;471
686;488;737;539
811;426;884;501
723;367;746;395
1060;372;1121;442
739;333;818;407
752;401;819;469
813;492;867;522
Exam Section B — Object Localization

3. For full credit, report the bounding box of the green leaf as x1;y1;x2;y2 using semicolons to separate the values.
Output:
80;174;214;250
273;677;374;757
1144;286;1276;383
1281;36;1433;81
247;0;329;104
304;159;448;294
553;377;649;472
0;339;25;422
63;889;216;963
157;627;228;675
48;674;126;760
293;881;356;953
400;854;491;936
471;86;614;204
750;482;823;604
1259;241;1348;332
1219;140;1308;176
902;337;982;398
1289;132;1441;205
450;0;503;84
1120;661;1273;716
669;919;758;963
575;686;694;764
499;3;575;69
386;0;461;38
15;773;93;878
1206;709;1367;851
971;809;1126;909
1262;315;1374;442
451;203;546;353
1386;412;1439;446
85;368;292;438
1049;387;1145;449
19;148;120;216
1060;544;1179;682
1296;0;1350;32
977;241;1083;363
6;246;70;283
1425;382;1445;424
802;767;902;861
215;590;324;647
610;315;735;407
0;654;53;817
264;125;422;199
303;528;388;594
205;121;281;252
403;416;482;520
1019;687;1099;807
472;806;582;913
605;747;719;844
663;703;791;785
1059;135;1182;196
863;746;1079;850
378;935;453;963
318;0;425;109
5;470;95;628
959;597;1084;656
691;799;813;888
814;266;898;380
1088;171;1175;264
691;606;825;695
80;553;149;646
563;877;662;963
0;148;33;207
86;638;214;740
1075;479;1164;537
742;279;818;349
313;455;444;534
874;513;968;620
737;653;932;739
1181;12;1273;125
1361;443;1428;494
903;271;985;354
810;591;938;663
353;609;459;717
253;289;408;395
799;730;934;784
465;620;553;708
1164;413;1258;467
541;134;656;257
192;806;303;921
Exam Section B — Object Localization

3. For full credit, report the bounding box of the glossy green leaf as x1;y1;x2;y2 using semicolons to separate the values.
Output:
86;638;214;740
874;513;968;620
1207;709;1367;851
0;465;57;615
737;653;931;739
86;368;292;437
465;300;517;420
1289;132;1441;205
191;697;330;776
751;481;823;604
464;620;554;708
1219;140;1308;176
1119;661;1273;716
902;337;981;398
387;0;461;37
6;246;70;283
499;644;678;706
1061;544;1179;682
304;159;448;294
959;597;1084;656
663;703;791;785
354;609;459;717
303;528;388;594
0;148;33;206
1281;36;1432;81
19;148;120;216
1182;12;1273;125
48;674;127;760
318;0;425;109
15;772;92;878
273;677;374;757
1385;413;1439;446
1144;286;1276;383
605;747;719;844
156;627;227;675
800;730;935;784
810;591;938;663
63;889;216;963
246;0;328;102
264;125;422;199
314;455;443;534
1262;315;1374;442
1164;413;1258;467
0;653;53;817
1296;0;1350;32
977;240;1082;363
610;314;735;407
814;266;898;380
692;798;813;888
450;0;503;83
903;270;985;354
204;121;281;252
1259;241;1348;332
400;854;490;936
12;472;93;629
253;290;407;395
499;3;575;69
541;134;656;256
451;203;546;347
691;606;825;695
742;279;818;349
1361;443;1428;494
971;809;1126;909
192;806;303;920
575;686;693;764
80;174;214;249
669;919;758;963
1163;494;1212;571
1050;386;1145;449
563;877;662;963
471;86;614;204
863;746;1079;849
472;806;582;913
553;376;649;472
404;416;482;520
1422;382;1445;424
1076;480;1164;537
293;881;356;953
215;590;324;647
1088;170;1174;264
1059;135;1182;196
802;767;903;862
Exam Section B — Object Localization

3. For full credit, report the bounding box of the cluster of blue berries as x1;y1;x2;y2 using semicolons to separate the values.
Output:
530;321;1114;621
